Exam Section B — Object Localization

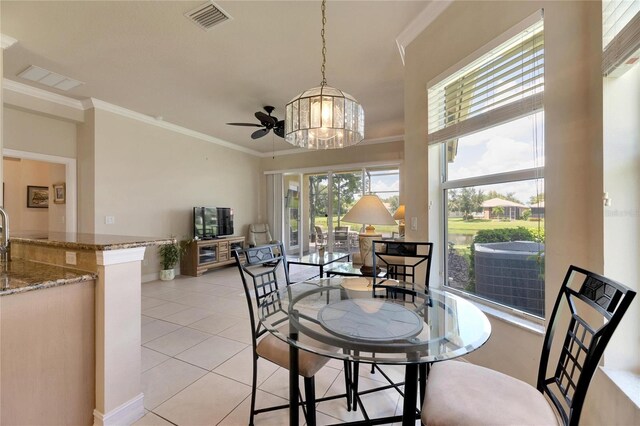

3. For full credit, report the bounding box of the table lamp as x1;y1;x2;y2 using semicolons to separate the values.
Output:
393;204;405;237
341;194;397;274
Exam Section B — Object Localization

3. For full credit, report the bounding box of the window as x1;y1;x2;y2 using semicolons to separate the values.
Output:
428;14;545;317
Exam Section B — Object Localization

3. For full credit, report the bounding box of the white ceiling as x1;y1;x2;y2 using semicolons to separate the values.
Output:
1;1;429;154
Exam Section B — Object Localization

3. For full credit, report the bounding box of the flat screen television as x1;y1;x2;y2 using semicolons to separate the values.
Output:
193;207;234;239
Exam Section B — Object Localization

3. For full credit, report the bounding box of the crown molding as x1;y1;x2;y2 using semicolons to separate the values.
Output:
3;78;86;110
3;79;399;158
85;98;263;156
396;0;453;65
1;34;18;50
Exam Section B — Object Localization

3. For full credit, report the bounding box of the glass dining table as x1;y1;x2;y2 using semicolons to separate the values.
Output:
258;277;492;426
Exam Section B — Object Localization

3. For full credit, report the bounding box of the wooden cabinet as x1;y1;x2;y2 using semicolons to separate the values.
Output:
181;236;245;276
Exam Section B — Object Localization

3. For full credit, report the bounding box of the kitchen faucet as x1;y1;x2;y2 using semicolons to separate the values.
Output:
0;207;9;262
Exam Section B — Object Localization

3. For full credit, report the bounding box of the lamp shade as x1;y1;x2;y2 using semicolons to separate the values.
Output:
342;195;396;227
393;204;405;220
285;85;365;149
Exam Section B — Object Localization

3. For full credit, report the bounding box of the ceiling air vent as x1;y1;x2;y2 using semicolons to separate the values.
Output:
185;1;231;31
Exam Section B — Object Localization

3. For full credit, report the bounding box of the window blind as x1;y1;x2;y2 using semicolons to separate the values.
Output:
428;20;544;145
602;0;640;76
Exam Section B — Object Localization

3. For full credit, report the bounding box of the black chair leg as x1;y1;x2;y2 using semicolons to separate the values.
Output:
304;376;316;426
419;363;427;406
249;354;258;426
343;360;352;411
352;362;360;412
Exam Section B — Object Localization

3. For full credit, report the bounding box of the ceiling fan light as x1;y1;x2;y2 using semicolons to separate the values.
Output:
285;85;364;149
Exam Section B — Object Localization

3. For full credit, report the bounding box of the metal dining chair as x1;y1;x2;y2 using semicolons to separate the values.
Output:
371;240;434;294
421;265;636;426
233;243;351;425
364;240;434;402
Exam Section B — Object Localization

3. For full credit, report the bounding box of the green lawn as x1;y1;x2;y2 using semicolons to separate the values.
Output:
448;218;543;235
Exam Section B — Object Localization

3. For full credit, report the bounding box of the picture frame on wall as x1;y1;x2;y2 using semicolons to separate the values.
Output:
53;183;66;204
27;185;49;208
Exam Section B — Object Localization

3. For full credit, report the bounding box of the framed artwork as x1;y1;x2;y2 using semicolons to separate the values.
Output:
27;185;49;208
53;183;66;204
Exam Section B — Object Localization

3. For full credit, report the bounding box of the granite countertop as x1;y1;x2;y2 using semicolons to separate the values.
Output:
10;232;175;251
0;259;96;297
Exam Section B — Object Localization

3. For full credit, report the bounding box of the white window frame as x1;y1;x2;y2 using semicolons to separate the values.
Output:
428;11;547;322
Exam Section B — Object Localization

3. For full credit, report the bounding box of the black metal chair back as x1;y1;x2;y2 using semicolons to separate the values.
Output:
372;240;434;290
233;243;290;345
538;265;636;426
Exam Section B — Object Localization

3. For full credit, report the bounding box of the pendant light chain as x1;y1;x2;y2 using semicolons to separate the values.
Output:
320;0;327;87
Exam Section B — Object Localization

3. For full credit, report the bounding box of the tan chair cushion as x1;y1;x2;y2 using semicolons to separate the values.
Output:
422;361;559;426
256;327;335;378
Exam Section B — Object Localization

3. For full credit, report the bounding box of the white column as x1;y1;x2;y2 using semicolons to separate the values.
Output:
93;247;146;426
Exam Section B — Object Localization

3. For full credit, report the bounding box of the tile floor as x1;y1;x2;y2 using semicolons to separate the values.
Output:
135;265;412;426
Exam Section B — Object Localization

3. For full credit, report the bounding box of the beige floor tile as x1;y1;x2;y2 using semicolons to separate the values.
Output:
218;389;304;426
190;284;242;297
175;335;247;370
258;364;342;401
153;372;251;425
142;285;178;298
213;346;278;386
152;289;200;302
142;347;170;372
172;292;223;309
318;373;401;422
141;315;156;326
143;302;192;319
216;321;253;345
187;313;244;335
141;358;207;410
142;320;182;344
162;307;216;326
144;327;212;357
142;297;171;310
132;411;174;426
210;296;251;319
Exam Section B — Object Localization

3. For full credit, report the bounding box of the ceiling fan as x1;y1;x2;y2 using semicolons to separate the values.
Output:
226;106;285;140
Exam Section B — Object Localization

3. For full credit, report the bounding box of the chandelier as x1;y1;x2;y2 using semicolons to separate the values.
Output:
284;0;364;149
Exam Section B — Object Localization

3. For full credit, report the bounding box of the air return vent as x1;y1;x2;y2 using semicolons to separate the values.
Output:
185;1;231;31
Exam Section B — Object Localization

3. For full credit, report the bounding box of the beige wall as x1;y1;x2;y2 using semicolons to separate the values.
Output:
88;108;262;278
2;157;65;232
3;106;76;158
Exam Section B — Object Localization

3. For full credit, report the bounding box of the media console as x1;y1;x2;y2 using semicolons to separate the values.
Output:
180;236;245;276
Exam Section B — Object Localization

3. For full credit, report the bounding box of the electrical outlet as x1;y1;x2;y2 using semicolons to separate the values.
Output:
105;216;115;225
65;251;77;265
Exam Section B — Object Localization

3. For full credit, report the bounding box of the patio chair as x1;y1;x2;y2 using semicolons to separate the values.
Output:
421;265;636;426
334;226;349;250
314;225;326;246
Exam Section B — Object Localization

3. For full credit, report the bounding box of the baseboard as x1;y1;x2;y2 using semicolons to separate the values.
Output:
93;393;145;426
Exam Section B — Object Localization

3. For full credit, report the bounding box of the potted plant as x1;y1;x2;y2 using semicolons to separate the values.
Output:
158;240;186;281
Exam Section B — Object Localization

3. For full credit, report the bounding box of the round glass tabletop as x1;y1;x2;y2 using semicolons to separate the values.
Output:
258;277;491;364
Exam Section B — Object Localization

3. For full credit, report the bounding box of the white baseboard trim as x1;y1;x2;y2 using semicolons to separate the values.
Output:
93;393;145;426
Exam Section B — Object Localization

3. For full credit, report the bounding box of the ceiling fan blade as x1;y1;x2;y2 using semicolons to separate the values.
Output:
227;122;263;127
251;128;270;139
255;111;276;126
274;120;285;138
